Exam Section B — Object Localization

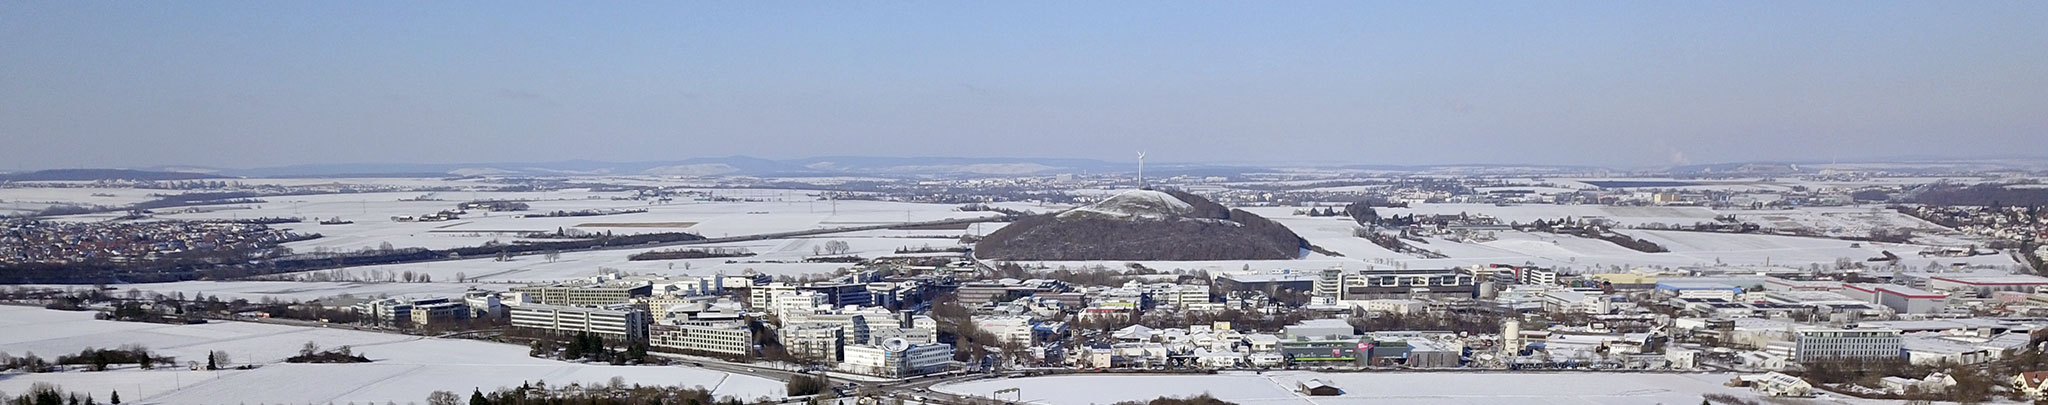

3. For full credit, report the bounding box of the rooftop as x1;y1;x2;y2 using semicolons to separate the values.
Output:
1931;275;2048;286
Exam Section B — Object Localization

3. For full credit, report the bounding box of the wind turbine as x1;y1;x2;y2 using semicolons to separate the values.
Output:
1136;151;1146;190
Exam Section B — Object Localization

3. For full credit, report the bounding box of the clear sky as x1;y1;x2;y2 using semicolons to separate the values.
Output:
3;1;2044;170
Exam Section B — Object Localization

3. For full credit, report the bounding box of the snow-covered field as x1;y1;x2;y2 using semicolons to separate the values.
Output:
1731;206;1948;239
289;234;973;285
1222;205;2021;274
52;280;495;302
5;180;2023;302
139;191;1001;252
6;184;998;253
933;371;1866;405
0;186;165;216
0;306;784;404
1623;229;2018;268
1379;203;1723;228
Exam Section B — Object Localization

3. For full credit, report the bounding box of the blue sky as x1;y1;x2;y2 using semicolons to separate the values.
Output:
2;1;2043;169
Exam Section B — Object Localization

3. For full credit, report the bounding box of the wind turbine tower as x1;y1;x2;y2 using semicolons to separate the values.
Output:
1136;151;1147;190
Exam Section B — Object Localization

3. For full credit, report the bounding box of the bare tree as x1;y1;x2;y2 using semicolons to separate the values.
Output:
208;350;232;369
425;390;459;405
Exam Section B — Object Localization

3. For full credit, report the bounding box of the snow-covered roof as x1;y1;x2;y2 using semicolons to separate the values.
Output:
1113;324;1155;340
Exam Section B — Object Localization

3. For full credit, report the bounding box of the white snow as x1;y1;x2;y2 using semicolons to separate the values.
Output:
933;371;1833;405
1058;190;1195;220
0;306;783;404
937;370;1826;405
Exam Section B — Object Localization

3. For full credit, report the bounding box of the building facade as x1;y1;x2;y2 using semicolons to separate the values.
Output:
648;321;751;356
1316;268;1476;300
511;281;653;307
838;339;954;377
509;303;651;341
1792;328;1903;363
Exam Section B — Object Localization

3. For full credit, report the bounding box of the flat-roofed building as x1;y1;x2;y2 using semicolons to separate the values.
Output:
801;283;871;307
839;339;953;377
1844;284;1948;314
509;303;650;341
956;283;1035;304
781;323;844;361
748;282;800;309
410;301;471;327
357;297;460;327
1656;281;1743;301
1316;268;1475;300
1352;299;1425;316
1928;275;2048;297
511;280;653;307
1764;278;1844;292
1792;328;1903;363
649;321;751;357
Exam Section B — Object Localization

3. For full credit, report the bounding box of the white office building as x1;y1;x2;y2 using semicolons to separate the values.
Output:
509;303;650;341
749;282;801;309
649;321;751;356
838;338;954;377
1792;328;1903;363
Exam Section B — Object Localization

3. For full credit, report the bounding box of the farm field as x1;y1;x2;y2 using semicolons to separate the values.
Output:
156;191;1001;252
1380;203;1724;227
0;306;784;404
7;185;1001;253
284;234;973;285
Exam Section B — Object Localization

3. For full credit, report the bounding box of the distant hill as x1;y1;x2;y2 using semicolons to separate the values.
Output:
974;189;1307;261
0;169;227;182
196;156;1267;178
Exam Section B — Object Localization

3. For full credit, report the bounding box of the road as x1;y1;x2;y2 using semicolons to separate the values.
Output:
647;351;997;404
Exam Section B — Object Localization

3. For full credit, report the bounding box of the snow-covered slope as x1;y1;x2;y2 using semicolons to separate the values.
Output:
1056;190;1196;220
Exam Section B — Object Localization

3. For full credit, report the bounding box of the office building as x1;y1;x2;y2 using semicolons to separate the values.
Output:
509;303;650;341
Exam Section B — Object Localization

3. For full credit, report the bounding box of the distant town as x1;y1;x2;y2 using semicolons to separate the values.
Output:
2;160;2047;404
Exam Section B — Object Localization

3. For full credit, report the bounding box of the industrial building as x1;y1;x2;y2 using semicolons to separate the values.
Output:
1654;281;1744;301
1841;284;1947;314
1928;275;2048;297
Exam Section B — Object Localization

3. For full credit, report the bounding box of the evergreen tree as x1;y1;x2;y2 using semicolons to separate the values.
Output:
563;336;584;360
468;388;488;405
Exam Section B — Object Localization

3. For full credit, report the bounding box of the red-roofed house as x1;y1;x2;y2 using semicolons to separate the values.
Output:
2013;371;2048;398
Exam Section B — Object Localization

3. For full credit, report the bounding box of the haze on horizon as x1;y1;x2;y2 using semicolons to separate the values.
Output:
2;2;2044;171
